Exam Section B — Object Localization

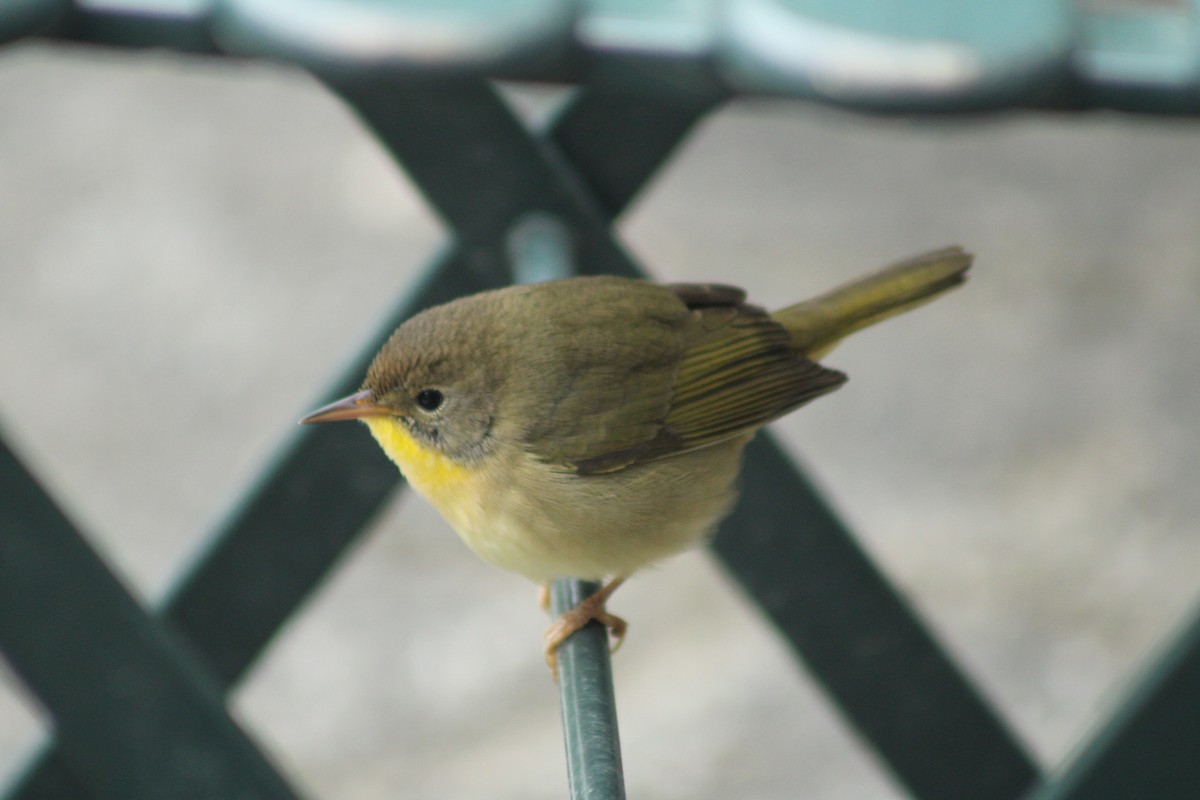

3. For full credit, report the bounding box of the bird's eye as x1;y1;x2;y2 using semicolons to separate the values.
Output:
415;389;444;412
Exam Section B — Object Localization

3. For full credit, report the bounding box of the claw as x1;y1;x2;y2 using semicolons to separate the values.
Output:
542;577;627;677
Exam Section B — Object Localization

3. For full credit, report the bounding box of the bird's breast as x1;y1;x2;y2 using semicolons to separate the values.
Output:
363;416;749;583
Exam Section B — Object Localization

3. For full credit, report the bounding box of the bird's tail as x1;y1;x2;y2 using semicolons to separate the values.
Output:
773;246;972;359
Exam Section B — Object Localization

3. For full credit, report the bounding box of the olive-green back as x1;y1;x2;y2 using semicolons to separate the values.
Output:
489;276;846;474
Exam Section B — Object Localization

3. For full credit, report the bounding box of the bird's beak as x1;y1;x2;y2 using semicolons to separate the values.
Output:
300;389;391;424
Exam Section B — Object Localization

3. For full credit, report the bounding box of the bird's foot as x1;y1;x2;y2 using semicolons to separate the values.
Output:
543;578;627;677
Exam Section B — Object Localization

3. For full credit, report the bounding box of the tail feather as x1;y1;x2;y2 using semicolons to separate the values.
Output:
773;246;972;359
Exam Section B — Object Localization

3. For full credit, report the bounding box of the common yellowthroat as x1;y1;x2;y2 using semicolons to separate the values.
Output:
303;247;971;673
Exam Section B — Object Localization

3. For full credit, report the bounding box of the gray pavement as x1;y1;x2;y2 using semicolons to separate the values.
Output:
2;41;1199;799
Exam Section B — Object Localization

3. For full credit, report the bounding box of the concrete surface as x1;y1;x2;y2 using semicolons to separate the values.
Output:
2;40;1199;799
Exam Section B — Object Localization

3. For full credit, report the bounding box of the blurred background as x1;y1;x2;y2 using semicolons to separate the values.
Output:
2;35;1200;800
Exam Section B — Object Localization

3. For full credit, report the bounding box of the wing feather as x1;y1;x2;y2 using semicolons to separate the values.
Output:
567;282;844;471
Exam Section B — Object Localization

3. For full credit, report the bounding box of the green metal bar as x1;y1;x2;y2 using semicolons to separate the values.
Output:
326;80;638;279
715;438;1040;799
0;0;66;43
50;1;219;54
161;250;497;688
0;437;302;800
550;579;626;800
1027;605;1200;800
547;91;728;217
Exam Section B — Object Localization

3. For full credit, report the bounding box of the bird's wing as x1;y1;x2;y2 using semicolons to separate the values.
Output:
648;284;846;461
525;280;845;475
513;278;690;474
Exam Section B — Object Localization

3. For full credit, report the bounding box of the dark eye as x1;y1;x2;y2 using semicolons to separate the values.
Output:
415;389;444;412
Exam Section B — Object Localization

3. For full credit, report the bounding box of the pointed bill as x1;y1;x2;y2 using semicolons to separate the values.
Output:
300;389;390;424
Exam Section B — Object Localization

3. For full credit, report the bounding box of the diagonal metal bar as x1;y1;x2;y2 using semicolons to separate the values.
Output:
160;254;493;688
3;251;498;800
5;86;716;800
326;80;639;279
1028;603;1200;800
546;91;726;219
0;437;302;800
328;79;1040;800
716;438;1040;800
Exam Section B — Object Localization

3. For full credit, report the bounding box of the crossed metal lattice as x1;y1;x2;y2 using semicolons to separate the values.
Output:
0;78;1034;800
3;3;1200;800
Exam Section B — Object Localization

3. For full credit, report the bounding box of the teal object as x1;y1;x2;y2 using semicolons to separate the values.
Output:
0;0;66;43
0;438;301;800
1029;609;1200;800
19;0;1200;110
714;438;1037;799
212;0;576;79
3;2;1200;800
1077;6;1200;114
551;580;626;800
717;0;1075;109
53;0;217;52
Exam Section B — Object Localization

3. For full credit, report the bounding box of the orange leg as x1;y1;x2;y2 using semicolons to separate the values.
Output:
543;577;628;676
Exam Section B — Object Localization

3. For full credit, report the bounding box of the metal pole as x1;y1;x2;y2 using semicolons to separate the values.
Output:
550;579;627;800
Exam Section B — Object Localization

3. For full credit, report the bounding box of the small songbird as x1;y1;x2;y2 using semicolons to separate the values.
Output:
302;247;970;674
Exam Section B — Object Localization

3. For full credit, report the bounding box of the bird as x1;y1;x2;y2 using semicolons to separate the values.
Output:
302;246;971;674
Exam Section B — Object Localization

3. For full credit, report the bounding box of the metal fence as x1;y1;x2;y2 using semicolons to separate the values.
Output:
2;2;1199;799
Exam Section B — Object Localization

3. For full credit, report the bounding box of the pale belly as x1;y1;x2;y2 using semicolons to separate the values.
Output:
364;416;750;582
438;437;751;582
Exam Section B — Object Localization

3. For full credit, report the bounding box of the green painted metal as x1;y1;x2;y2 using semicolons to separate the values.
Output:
52;1;218;54
33;0;1200;112
550;579;627;800
571;0;723;96
718;0;1076;109
0;42;1039;800
1028;605;1200;800
546;90;728;216
161;256;498;689
324;80;634;275
212;0;576;80
4;241;500;800
0;437;301;800
0;63;1042;800
715;438;1039;799
3;3;1200;800
0;0;66;43
1076;5;1200;115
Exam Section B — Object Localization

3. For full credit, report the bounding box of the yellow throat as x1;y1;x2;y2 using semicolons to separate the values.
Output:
362;416;474;505
362;417;508;574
